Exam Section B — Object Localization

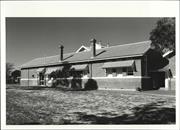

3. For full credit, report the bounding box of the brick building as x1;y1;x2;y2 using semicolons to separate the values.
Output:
20;39;175;90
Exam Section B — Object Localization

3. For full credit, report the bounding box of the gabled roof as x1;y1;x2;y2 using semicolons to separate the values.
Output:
20;41;151;69
75;45;90;53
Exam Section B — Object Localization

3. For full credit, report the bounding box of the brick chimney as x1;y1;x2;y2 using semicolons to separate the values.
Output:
90;38;97;58
58;45;64;61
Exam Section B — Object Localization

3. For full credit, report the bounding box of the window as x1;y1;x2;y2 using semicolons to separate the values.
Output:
112;68;116;73
105;68;112;77
105;67;134;77
105;68;118;77
122;67;127;72
117;68;123;77
112;68;117;77
102;60;136;77
127;67;133;75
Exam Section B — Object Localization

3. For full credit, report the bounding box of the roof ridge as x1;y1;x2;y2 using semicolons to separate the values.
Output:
105;40;151;49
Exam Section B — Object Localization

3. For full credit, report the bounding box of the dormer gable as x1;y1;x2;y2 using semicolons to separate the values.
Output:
75;45;90;53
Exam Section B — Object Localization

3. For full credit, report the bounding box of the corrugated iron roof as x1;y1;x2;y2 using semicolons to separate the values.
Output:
45;66;63;74
20;41;151;69
36;68;45;73
71;64;88;71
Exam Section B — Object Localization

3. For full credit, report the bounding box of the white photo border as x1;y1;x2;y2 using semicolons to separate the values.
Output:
1;1;179;130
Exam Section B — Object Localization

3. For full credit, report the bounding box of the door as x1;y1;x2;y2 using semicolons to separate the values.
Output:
39;73;45;85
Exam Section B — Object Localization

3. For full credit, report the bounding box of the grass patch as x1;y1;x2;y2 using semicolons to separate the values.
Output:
6;85;175;124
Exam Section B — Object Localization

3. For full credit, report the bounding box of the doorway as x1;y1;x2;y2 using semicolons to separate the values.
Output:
39;73;45;85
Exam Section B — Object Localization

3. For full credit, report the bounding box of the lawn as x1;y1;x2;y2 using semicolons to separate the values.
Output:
6;85;175;125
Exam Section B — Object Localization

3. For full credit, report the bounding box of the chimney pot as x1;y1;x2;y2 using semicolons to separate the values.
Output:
90;38;97;44
59;45;64;61
90;38;96;58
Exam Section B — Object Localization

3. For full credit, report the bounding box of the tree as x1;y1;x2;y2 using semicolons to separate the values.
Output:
11;70;21;83
150;18;175;54
6;62;14;84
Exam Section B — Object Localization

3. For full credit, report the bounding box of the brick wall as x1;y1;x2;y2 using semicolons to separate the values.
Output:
21;68;39;86
91;59;142;77
91;62;106;77
93;77;151;90
21;69;28;79
21;69;28;86
28;68;38;78
94;78;141;90
20;79;29;86
20;58;147;88
56;77;152;90
134;59;141;76
28;79;38;86
28;68;39;86
170;78;175;90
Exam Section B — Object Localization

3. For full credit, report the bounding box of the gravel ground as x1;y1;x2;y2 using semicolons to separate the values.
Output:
6;85;175;124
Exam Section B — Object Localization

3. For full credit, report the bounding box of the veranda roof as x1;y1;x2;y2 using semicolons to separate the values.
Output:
150;64;173;78
36;68;45;73
71;64;88;71
102;60;134;68
45;67;63;74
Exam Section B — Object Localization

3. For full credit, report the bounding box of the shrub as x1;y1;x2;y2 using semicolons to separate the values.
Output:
84;79;98;90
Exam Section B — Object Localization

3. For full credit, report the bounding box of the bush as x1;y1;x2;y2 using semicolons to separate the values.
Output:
84;79;98;90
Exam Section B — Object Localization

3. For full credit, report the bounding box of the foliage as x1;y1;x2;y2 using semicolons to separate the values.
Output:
6;62;14;84
11;70;21;78
150;18;175;53
49;64;72;79
84;79;98;90
11;70;21;83
49;70;62;79
48;64;72;88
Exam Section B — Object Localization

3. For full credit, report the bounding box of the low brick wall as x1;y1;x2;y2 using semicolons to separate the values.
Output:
20;79;38;86
20;80;28;86
56;77;152;90
21;77;155;91
95;78;141;90
29;79;38;86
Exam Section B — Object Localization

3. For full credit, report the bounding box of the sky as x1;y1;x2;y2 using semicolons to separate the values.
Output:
6;18;160;68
